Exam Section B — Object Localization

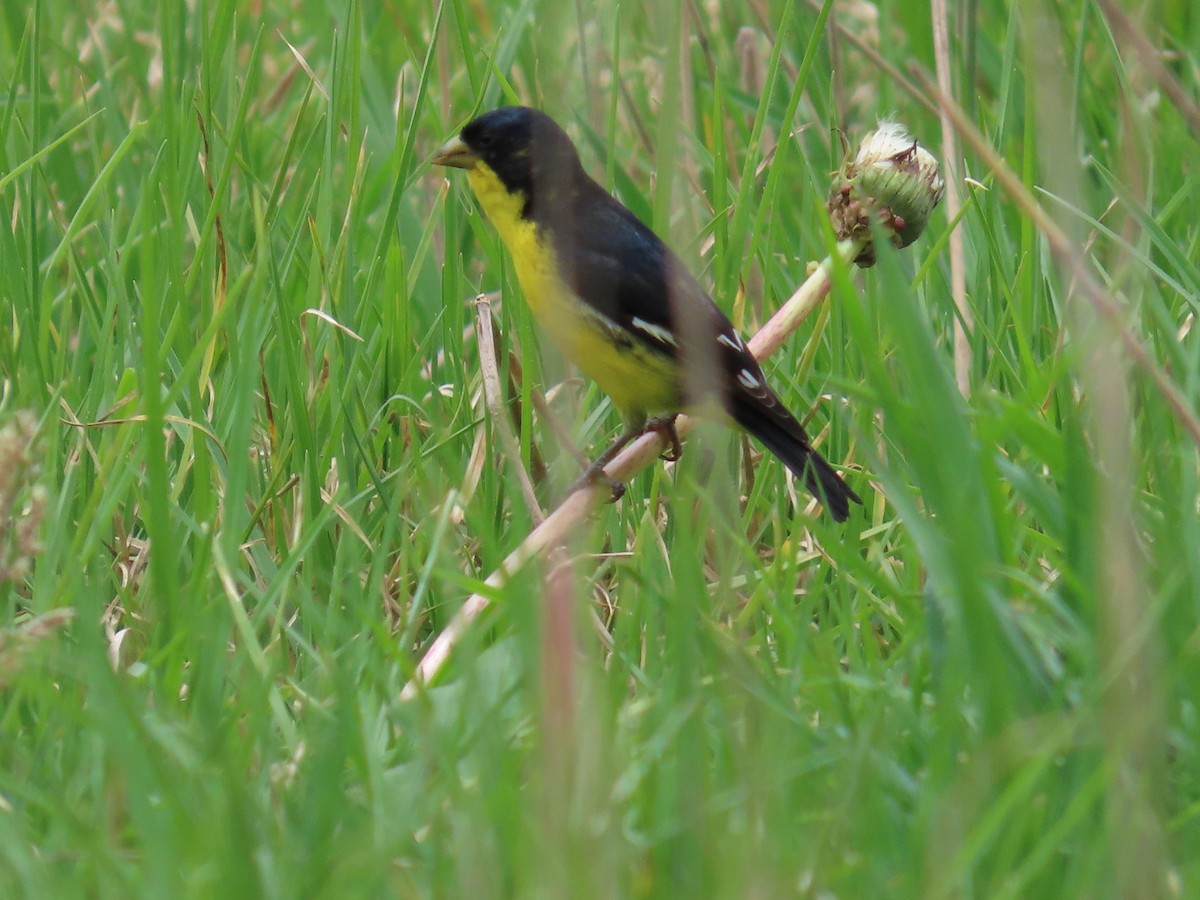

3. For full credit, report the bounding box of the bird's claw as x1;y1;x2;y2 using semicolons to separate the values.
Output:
569;470;626;503
645;415;682;462
604;477;627;502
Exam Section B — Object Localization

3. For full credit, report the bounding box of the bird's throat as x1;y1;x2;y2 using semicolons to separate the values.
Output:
465;163;559;319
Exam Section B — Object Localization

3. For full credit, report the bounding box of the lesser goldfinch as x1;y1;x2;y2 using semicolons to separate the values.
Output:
434;106;861;521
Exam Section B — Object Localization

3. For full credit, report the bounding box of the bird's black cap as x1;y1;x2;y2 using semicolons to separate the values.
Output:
457;106;583;203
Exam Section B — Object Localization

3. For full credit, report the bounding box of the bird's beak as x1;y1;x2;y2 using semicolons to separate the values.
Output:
432;134;477;169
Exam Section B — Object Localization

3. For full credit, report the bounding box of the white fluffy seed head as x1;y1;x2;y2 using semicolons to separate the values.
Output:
828;120;945;264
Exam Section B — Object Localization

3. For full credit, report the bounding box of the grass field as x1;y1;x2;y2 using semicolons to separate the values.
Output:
2;0;1199;896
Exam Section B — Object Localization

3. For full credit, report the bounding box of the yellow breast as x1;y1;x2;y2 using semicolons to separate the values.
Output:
465;164;678;419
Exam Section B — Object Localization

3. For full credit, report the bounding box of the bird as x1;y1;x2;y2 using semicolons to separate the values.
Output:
433;106;861;521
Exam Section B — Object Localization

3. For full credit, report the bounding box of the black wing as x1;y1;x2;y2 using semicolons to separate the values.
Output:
536;178;693;360
537;176;776;411
535;174;860;518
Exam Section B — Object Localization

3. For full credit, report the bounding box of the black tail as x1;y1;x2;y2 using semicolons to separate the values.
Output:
731;400;861;522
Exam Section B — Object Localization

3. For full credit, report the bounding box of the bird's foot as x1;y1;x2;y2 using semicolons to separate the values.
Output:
568;466;626;503
570;425;641;503
645;415;682;462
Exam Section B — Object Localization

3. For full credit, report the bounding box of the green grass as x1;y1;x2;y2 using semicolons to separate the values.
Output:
2;0;1198;896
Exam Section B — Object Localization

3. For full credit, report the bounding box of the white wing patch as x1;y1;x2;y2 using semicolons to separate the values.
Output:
717;332;746;352
631;316;677;347
736;368;761;390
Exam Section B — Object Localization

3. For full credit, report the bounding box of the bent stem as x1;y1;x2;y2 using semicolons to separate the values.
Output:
400;236;866;699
